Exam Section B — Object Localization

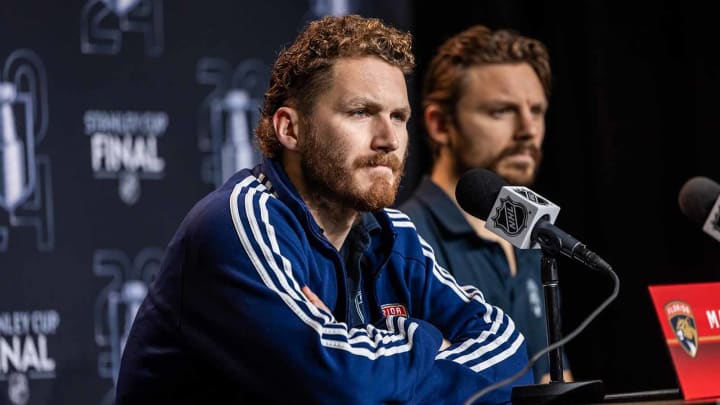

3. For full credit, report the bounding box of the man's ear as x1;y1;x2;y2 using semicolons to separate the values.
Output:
273;106;301;151
424;104;452;147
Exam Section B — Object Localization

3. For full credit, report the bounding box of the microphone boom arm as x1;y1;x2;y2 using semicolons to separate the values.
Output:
532;218;612;272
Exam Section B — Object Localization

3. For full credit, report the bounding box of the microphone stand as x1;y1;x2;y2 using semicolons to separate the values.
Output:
511;250;605;404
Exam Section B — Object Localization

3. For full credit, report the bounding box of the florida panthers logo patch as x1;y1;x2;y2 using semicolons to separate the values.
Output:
665;300;699;358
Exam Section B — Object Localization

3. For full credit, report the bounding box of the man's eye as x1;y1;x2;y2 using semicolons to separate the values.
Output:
350;109;369;117
391;112;408;123
490;107;513;116
531;106;546;115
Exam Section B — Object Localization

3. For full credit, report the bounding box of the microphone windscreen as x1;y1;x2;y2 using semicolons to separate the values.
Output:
678;176;720;224
455;168;508;220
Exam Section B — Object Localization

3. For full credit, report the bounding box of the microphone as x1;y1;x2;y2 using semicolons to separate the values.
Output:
678;176;720;242
456;168;611;272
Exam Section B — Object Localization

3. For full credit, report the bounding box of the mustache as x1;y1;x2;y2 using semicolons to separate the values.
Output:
354;153;404;171
498;143;542;162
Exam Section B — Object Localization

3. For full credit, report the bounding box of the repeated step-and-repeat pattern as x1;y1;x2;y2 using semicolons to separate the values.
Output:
0;1;410;403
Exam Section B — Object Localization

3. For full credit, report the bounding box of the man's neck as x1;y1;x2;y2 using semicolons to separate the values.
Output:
430;153;460;202
431;162;491;239
305;196;359;251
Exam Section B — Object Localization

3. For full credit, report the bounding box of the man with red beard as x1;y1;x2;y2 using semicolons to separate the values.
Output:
116;16;532;404
400;25;572;384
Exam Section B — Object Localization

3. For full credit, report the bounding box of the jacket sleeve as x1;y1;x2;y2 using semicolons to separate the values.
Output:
383;208;533;404
177;179;470;404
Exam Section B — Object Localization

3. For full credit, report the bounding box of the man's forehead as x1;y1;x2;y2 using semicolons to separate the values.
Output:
327;57;409;106
465;63;542;88
461;63;547;102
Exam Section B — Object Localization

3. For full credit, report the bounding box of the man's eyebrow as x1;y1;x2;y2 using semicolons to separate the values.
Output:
394;105;412;118
344;97;410;112
344;96;378;106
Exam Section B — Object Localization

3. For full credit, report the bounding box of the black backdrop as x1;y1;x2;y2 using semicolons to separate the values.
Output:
1;1;719;403
410;0;720;394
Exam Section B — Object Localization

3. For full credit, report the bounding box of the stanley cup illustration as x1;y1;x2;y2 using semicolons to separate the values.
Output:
101;0;142;15
120;280;148;352
310;0;353;17
0;49;54;251
219;90;254;183
106;280;148;385
94;248;161;393
197;58;266;187
0;82;25;213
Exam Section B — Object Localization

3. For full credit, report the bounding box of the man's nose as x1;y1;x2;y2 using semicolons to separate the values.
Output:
514;108;542;142
372;116;400;152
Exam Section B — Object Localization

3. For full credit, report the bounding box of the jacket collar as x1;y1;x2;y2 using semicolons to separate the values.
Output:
259;157;325;235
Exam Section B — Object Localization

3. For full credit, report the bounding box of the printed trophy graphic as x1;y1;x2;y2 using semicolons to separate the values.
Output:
197;58;268;187
0;50;54;252
0;84;24;211
308;0;355;17
81;0;164;56
219;90;255;184
94;247;162;405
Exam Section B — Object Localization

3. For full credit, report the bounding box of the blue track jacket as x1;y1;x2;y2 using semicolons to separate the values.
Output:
116;158;532;404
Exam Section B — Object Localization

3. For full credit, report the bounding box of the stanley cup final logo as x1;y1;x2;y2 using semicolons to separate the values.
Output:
7;372;29;405
93;247;162;405
196;58;268;187
0;49;54;252
85;109;168;205
665;300;699;358
81;0;164;56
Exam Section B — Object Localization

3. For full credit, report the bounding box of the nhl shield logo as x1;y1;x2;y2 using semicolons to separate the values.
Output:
490;196;528;237
665;300;699;358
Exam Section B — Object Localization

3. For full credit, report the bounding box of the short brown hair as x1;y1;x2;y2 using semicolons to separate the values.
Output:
255;15;415;158
424;25;551;147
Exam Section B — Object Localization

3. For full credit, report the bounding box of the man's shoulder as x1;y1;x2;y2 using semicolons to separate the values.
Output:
397;193;446;245
397;178;461;234
379;208;427;258
182;171;291;239
381;207;418;235
397;178;438;218
397;194;428;220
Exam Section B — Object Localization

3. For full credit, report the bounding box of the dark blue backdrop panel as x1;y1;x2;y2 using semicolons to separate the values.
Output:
0;1;411;404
